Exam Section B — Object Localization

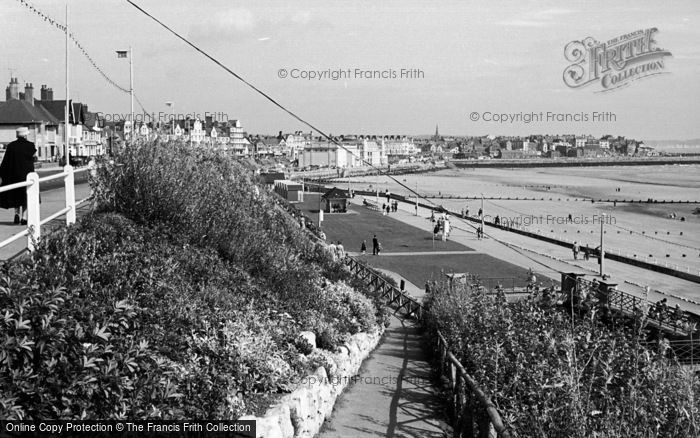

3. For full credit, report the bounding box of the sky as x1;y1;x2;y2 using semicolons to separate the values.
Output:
1;0;699;140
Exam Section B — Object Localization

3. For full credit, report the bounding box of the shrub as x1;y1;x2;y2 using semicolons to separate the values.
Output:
1;140;384;420
424;280;700;438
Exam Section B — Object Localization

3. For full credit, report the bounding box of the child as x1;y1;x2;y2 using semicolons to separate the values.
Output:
361;240;367;255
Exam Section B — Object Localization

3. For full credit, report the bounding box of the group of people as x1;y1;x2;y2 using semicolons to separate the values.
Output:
572;241;598;262
431;212;451;241
0;127;37;225
382;200;398;215
327;241;346;260
649;298;691;329
360;234;382;255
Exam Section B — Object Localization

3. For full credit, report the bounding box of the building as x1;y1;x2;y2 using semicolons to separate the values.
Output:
0;79;64;162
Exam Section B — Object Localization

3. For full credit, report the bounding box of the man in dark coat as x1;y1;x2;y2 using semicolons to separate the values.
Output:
0;127;36;225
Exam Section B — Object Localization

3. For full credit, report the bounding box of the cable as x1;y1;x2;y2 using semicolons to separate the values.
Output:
125;0;429;202
16;0;150;115
123;1;691;296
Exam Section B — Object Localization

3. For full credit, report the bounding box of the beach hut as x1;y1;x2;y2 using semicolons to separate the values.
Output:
321;187;351;213
274;179;304;203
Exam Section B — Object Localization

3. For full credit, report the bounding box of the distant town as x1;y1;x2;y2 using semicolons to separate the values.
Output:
0;77;696;169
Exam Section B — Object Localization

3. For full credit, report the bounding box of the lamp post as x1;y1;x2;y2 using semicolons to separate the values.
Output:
165;101;174;137
129;46;134;138
415;181;418;216
480;193;485;239
64;3;69;165
600;213;606;276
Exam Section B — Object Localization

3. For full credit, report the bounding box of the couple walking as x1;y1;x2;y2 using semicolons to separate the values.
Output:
360;234;382;255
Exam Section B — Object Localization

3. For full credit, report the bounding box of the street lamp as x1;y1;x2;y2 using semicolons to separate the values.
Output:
165;101;174;137
600;213;606;276
480;193;485;239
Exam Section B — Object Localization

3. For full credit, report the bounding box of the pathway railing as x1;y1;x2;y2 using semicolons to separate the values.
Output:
345;256;512;438
0;165;91;254
568;276;696;337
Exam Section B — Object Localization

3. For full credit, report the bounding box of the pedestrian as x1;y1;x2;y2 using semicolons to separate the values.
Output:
360;240;367;255
337;241;345;259
573;241;580;260
494;215;500;226
382;203;387;215
584;244;590;261
0;127;36;225
478;207;483;217
465;207;469;217
372;234;379;255
328;241;338;261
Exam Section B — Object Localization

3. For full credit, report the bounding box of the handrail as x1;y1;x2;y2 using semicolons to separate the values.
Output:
0;180;33;193
345;255;512;437
0;164;92;256
571;276;695;336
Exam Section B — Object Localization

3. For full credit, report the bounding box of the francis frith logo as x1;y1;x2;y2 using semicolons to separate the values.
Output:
563;28;672;92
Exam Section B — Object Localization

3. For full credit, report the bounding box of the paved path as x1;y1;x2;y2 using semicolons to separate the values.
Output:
0;183;92;260
389;201;700;314
319;274;449;438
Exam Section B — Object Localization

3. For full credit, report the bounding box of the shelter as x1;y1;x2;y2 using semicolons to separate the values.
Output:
321;187;350;213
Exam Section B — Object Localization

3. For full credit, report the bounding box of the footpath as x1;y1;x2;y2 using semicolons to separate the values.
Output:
390;201;700;314
0;182;92;260
318;275;450;438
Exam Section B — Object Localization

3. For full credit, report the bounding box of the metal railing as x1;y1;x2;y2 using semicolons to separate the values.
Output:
0;165;92;254
345;256;512;438
565;277;696;337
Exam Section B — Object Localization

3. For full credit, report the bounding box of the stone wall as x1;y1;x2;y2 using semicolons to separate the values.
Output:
239;327;384;438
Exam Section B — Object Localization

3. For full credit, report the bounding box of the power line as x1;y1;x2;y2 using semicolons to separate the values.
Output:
125;0;425;198
123;1;686;292
16;0;150;115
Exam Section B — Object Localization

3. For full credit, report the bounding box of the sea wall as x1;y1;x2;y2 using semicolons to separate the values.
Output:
239;327;384;438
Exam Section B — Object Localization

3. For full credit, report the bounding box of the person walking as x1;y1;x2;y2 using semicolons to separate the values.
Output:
372;234;379;255
337;241;345;259
573;241;580;260
0;127;36;225
360;240;367;255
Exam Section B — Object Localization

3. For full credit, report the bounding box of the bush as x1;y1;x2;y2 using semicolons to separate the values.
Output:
1;140;384;420
424;281;700;438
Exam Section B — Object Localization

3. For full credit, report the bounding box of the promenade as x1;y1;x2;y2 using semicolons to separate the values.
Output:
391;201;700;314
0;181;92;260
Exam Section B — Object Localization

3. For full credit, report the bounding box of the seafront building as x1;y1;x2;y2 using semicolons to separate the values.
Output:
0;78;106;162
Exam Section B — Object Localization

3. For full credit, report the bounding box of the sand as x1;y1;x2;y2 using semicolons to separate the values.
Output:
343;164;700;276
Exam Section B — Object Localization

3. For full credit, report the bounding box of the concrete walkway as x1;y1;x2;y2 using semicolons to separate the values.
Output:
0;183;92;260
319;273;449;438
390;201;700;314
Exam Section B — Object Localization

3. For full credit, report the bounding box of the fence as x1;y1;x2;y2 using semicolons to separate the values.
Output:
345;256;512;438
564;276;696;337
0;165;91;254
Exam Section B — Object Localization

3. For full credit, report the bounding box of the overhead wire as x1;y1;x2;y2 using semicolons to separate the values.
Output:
16;0;150;115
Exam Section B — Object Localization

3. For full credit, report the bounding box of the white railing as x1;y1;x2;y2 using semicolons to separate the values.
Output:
0;165;92;253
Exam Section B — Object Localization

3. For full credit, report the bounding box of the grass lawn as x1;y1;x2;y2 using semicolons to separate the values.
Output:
297;193;472;253
356;253;532;289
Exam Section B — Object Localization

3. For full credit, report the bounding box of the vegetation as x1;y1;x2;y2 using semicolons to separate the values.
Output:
0;140;386;420
424;282;699;438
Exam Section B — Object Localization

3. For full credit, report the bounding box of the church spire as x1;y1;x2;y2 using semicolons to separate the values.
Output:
434;124;439;141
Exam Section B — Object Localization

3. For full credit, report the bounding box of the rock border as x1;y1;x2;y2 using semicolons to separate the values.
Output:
239;327;384;438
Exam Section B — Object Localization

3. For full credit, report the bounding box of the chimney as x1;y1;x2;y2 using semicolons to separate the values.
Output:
47;87;53;101
24;83;34;105
40;85;49;100
6;77;19;100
